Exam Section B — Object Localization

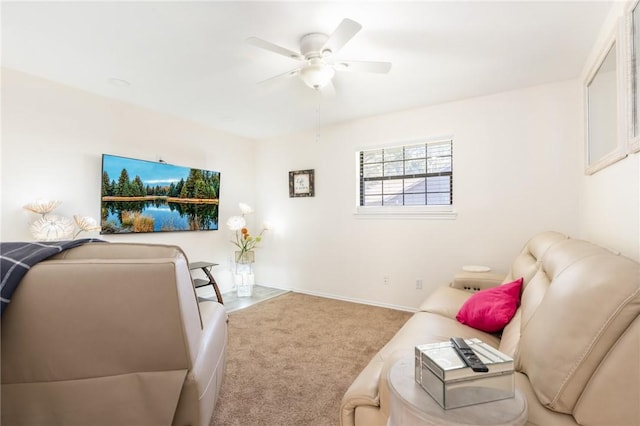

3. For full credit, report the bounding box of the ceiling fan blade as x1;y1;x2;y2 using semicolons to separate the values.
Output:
246;37;304;61
322;18;362;55
334;60;392;74
257;67;300;85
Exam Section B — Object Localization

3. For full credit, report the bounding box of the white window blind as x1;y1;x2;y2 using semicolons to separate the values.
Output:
358;140;453;207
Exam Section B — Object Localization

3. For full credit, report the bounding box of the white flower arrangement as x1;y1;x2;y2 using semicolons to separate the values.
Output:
226;215;246;231
23;199;62;215
23;199;100;241
29;214;75;241
238;202;254;215
227;202;268;261
73;215;101;237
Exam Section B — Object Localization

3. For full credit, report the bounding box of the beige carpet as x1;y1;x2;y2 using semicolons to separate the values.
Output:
210;292;412;426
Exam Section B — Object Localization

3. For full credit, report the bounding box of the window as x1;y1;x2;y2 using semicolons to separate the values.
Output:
358;139;453;207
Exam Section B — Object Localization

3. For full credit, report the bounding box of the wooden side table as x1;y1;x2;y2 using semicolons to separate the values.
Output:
387;356;527;426
189;261;223;304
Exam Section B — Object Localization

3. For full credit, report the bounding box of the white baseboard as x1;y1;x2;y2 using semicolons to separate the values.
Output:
257;283;417;313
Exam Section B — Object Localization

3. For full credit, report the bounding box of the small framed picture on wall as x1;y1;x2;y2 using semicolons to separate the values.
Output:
289;169;314;197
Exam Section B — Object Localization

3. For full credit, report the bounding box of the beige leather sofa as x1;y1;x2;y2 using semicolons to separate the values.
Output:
1;242;227;426
341;231;640;426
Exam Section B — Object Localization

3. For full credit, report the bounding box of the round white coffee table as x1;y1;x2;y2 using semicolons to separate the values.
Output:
387;356;527;426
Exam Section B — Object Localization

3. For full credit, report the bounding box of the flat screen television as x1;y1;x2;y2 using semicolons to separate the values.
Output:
101;154;220;234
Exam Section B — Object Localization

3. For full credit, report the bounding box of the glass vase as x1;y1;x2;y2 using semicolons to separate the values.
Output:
234;250;255;297
235;250;255;264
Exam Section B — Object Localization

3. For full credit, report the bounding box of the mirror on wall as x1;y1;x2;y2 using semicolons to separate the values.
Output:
585;26;627;175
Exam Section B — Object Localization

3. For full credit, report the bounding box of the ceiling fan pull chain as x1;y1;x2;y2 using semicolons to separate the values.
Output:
316;103;321;143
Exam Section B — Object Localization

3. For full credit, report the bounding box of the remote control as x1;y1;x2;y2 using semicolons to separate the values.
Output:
450;337;489;373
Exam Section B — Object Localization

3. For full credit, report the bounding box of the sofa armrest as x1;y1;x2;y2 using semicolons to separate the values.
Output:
450;271;505;292
340;358;383;426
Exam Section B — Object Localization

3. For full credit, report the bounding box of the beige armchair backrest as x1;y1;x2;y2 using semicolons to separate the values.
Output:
1;242;213;425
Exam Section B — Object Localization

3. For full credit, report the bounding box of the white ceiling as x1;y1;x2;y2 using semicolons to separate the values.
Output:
2;1;613;140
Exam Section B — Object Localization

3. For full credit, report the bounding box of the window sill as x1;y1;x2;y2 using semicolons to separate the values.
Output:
354;206;457;220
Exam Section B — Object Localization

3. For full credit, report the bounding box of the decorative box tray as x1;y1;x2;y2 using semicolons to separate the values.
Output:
415;338;514;409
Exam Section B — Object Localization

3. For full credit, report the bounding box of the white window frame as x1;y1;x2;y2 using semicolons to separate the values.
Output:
354;137;457;219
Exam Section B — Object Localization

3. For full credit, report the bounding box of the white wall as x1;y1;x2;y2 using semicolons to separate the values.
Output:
578;1;640;261
254;80;584;310
3;64;636;311
581;156;639;258
1;69;257;293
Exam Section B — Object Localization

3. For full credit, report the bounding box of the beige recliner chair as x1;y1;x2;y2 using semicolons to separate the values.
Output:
1;242;227;426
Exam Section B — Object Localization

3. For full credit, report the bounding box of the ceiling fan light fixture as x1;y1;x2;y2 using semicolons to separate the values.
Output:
247;18;391;92
299;62;335;90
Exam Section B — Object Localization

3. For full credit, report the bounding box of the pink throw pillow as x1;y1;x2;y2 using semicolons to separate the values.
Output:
456;277;523;333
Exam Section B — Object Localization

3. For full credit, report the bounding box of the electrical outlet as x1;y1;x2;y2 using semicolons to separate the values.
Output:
416;279;423;290
383;275;390;285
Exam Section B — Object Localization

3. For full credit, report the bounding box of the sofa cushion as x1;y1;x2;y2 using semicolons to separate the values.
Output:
418;286;472;319
502;231;568;287
508;268;553;362
514;372;577;426
455;278;523;333
498;231;567;356
572;315;640;425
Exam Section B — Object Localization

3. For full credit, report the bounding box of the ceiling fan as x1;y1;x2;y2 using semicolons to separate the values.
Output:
246;18;391;91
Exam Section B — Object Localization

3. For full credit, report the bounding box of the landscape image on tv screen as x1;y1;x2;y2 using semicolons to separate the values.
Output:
101;154;220;234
